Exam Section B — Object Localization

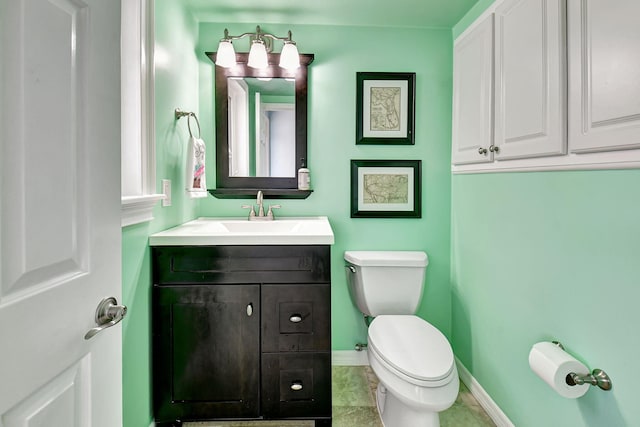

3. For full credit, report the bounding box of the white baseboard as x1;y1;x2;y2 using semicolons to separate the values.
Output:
332;350;370;366
456;357;515;427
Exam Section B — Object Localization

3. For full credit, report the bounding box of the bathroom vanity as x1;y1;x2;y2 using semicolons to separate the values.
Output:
149;217;334;426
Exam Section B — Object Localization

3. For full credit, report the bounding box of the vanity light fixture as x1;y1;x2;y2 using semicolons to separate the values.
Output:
215;26;300;70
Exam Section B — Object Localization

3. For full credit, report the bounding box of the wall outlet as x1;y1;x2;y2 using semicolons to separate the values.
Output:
162;179;172;207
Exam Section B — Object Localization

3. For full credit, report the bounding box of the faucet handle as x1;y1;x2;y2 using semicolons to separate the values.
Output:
266;204;281;219
241;204;256;218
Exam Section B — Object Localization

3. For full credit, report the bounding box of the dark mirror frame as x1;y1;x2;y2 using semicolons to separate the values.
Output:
205;52;314;199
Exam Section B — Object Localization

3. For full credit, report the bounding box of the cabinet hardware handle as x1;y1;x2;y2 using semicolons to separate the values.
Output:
290;381;303;391
246;303;253;317
478;147;488;155
289;314;303;323
489;145;500;153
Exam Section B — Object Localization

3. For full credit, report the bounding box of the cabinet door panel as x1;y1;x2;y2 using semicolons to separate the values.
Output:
494;0;567;159
262;284;331;352
153;284;260;422
452;14;495;165
568;0;640;152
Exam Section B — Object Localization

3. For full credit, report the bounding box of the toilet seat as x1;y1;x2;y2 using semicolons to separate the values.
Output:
368;315;455;387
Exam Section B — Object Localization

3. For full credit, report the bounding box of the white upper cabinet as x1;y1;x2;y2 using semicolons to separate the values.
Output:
452;14;495;165
494;0;567;160
452;0;640;172
568;0;640;153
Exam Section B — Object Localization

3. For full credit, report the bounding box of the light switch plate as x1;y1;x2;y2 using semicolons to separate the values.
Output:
162;179;172;207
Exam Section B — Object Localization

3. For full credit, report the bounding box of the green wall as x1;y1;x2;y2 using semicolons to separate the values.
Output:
121;2;201;426
451;170;640;426
196;23;454;350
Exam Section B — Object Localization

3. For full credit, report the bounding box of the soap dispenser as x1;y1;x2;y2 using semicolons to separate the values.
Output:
297;158;310;190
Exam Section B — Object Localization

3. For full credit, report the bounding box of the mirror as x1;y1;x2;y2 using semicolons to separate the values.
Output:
206;52;314;198
228;77;295;178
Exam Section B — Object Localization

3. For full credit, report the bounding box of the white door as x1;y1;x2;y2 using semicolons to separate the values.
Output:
452;14;495;165
568;0;640;153
494;0;567;160
0;0;123;426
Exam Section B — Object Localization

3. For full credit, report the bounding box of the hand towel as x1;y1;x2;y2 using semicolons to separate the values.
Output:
186;136;207;198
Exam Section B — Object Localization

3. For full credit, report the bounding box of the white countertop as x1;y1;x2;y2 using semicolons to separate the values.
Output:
149;216;335;246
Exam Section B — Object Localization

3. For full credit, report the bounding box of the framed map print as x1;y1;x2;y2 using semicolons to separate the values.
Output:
350;160;421;218
356;72;416;145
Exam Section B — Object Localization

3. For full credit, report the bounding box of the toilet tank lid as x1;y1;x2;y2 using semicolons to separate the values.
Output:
344;251;428;267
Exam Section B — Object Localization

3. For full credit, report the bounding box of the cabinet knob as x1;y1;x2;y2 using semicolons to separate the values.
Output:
246;303;253;316
478;147;488;155
489;145;500;153
290;381;303;391
289;314;303;323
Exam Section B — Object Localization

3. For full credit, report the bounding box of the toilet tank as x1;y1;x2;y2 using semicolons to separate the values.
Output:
344;251;428;316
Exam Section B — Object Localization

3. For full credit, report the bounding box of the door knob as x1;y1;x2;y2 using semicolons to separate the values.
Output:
84;297;127;340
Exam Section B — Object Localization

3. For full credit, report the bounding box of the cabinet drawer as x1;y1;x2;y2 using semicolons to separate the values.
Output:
262;284;330;352
153;245;330;284
262;352;331;419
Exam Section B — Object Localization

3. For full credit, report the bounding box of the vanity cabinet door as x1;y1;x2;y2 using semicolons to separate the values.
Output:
153;284;261;422
261;284;331;352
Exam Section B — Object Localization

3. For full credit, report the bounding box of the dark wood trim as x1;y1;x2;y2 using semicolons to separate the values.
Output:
205;52;314;197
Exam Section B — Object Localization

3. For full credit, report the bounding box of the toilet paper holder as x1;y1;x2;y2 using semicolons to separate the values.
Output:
552;341;612;391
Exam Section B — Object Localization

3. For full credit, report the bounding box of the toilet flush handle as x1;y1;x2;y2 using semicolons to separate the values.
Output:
346;265;356;273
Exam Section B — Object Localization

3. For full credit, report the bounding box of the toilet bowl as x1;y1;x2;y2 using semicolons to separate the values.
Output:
368;315;458;427
344;251;459;427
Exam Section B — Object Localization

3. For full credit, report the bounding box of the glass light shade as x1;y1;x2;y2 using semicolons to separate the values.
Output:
248;40;268;69
215;40;236;67
279;42;300;70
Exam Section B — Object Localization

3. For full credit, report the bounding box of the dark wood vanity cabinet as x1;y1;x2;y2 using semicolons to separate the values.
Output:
152;245;331;426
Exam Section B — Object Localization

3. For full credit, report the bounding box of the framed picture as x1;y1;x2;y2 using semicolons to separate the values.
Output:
350;160;421;218
356;72;416;145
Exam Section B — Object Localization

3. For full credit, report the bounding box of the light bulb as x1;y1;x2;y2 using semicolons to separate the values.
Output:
248;40;268;69
279;42;300;70
215;40;236;68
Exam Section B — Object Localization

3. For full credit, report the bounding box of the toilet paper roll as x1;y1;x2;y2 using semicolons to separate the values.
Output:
528;342;590;398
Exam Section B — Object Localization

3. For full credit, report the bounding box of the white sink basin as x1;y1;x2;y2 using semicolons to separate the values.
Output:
149;216;335;246
220;220;300;233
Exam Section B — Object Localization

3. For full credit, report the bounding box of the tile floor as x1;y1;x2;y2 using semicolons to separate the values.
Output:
186;365;496;426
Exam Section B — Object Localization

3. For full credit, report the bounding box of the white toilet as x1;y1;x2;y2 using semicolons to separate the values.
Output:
344;251;459;427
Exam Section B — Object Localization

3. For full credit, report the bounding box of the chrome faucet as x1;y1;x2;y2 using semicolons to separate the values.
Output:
241;191;281;220
256;190;265;217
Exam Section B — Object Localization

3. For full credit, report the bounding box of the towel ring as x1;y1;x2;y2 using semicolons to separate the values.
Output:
174;108;201;139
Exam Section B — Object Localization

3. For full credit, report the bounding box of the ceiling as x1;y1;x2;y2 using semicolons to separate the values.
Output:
184;0;479;29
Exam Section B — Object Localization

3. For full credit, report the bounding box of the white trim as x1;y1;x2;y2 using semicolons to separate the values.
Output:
452;148;640;174
456;358;515;427
148;422;156;427
121;194;164;227
141;0;156;194
331;350;370;366
121;0;159;227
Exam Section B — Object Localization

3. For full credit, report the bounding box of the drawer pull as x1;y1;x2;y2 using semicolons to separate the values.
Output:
290;381;303;391
247;303;253;317
289;314;303;323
